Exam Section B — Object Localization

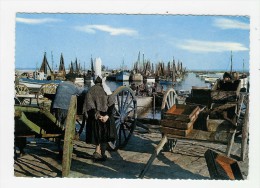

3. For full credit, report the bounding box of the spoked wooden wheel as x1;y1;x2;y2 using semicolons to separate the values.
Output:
108;86;137;150
15;84;30;95
161;88;178;152
37;83;58;107
15;84;30;105
161;88;178;112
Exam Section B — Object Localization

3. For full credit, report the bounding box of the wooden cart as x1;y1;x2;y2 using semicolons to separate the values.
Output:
14;84;137;177
15;95;77;177
139;80;249;178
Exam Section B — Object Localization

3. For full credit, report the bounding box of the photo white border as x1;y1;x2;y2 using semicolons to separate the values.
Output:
1;0;259;188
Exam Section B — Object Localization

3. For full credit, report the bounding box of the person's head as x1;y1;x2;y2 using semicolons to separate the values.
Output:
94;76;102;84
223;72;232;81
65;74;76;82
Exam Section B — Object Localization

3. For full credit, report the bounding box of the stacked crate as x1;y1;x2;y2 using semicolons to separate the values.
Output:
211;79;241;103
206;103;237;132
207;79;241;132
160;104;200;136
185;86;212;108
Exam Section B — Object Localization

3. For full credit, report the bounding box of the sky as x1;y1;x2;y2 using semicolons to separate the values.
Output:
15;13;250;71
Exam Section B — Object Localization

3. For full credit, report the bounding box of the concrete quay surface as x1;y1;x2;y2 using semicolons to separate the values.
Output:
14;124;249;180
13;95;250;182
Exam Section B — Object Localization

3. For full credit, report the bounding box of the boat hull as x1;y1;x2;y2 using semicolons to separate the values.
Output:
19;78;62;89
116;72;130;81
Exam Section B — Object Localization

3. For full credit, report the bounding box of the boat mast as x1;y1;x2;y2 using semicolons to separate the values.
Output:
172;57;176;83
230;51;233;74
243;59;245;74
51;51;54;72
91;55;94;76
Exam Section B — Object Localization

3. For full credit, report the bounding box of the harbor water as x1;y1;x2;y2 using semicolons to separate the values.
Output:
96;72;214;120
103;72;212;93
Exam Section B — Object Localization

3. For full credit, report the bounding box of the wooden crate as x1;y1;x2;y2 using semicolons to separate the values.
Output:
160;125;193;137
161;104;200;136
164;104;200;122
211;80;241;103
207;103;237;132
186;87;212;108
204;149;244;180
161;119;194;129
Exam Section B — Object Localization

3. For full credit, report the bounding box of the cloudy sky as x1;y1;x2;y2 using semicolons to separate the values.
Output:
15;13;249;71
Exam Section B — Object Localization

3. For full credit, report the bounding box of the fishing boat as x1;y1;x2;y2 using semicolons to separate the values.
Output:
115;71;130;82
145;76;155;83
204;76;220;84
106;73;117;81
143;75;155;83
129;73;143;82
18;52;62;90
239;73;249;92
83;56;95;83
229;52;249;92
19;77;62;90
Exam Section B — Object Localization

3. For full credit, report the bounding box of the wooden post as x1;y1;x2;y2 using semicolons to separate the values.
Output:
139;135;167;178
62;95;77;177
153;93;155;119
225;130;236;157
241;100;249;161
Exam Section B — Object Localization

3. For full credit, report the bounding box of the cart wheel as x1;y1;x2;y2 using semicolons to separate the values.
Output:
241;95;249;161
15;84;32;105
15;84;30;95
108;86;137;150
161;88;178;118
37;83;58;108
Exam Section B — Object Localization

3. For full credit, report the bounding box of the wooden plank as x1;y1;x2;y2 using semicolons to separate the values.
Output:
62;95;77;177
206;118;235;132
161;119;194;129
160;125;193;137
163;114;191;122
211;80;241;102
18;112;46;135
15;106;41;114
241;102;249;161
166;129;231;143
16;133;62;138
139;135;168;178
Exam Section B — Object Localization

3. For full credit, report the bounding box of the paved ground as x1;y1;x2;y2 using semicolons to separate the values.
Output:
14;123;249;180
13;96;249;180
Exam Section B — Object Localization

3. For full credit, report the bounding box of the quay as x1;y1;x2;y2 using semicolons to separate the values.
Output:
14;122;249;179
14;95;249;179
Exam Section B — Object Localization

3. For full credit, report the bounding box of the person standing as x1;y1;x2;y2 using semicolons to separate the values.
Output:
83;76;116;161
52;74;84;159
52;74;84;128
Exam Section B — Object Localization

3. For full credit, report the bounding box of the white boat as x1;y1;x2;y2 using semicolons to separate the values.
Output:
145;77;155;83
143;75;155;83
204;76;219;83
198;74;208;79
115;71;130;81
239;74;249;92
